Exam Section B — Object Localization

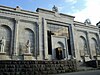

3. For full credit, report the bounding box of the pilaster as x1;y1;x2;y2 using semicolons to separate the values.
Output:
13;18;19;56
64;38;68;59
98;28;100;55
69;24;75;58
42;18;48;59
87;31;92;59
73;29;79;60
38;16;44;60
38;17;48;60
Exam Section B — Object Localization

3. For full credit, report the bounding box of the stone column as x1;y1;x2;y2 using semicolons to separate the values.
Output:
38;16;44;60
86;32;92;59
98;28;100;58
65;38;68;59
35;23;39;60
69;24;75;58
42;18;48;59
38;17;48;60
13;18;19;56
74;29;79;60
96;33;100;60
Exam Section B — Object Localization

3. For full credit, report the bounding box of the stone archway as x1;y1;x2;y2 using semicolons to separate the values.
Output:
51;36;67;60
0;25;12;55
57;41;65;58
55;41;65;60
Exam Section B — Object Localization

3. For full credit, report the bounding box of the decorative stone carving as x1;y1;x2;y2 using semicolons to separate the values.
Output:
0;37;5;53
15;6;21;11
96;21;100;28
52;5;58;12
25;40;31;54
84;18;91;25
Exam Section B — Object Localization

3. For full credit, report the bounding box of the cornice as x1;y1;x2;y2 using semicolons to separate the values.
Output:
36;8;75;18
74;21;99;30
0;5;38;17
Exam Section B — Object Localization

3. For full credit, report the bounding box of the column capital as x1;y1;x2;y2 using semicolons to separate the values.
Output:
14;18;20;24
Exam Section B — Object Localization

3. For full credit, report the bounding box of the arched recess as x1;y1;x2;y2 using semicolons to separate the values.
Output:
58;41;64;48
24;28;35;56
57;41;65;59
91;38;98;55
0;25;12;55
79;36;89;55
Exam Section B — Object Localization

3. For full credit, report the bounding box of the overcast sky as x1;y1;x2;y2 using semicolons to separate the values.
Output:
0;0;100;25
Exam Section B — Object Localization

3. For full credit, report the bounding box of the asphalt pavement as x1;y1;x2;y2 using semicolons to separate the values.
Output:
50;70;100;75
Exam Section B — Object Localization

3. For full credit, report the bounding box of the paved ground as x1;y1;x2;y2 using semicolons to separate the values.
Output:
50;70;100;75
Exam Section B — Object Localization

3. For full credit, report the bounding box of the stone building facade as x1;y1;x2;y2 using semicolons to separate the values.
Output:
0;5;99;62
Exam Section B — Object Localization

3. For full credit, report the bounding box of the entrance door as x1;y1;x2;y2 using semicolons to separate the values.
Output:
51;35;68;60
56;47;63;60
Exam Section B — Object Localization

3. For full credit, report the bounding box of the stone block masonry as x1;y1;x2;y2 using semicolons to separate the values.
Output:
0;59;77;75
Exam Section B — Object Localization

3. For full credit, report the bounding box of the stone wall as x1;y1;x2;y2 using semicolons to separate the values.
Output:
0;60;77;75
85;60;100;68
74;22;100;62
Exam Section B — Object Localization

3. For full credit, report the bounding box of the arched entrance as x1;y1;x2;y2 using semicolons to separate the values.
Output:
51;36;67;60
55;41;65;60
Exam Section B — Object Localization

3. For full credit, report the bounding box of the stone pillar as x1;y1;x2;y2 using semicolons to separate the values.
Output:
38;16;44;60
98;28;100;53
87;32;92;58
74;29;79;60
64;48;67;60
69;24;75;58
38;17;48;60
42;18;48;59
96;33;100;60
65;38;69;59
35;23;39;60
13;18;19;56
